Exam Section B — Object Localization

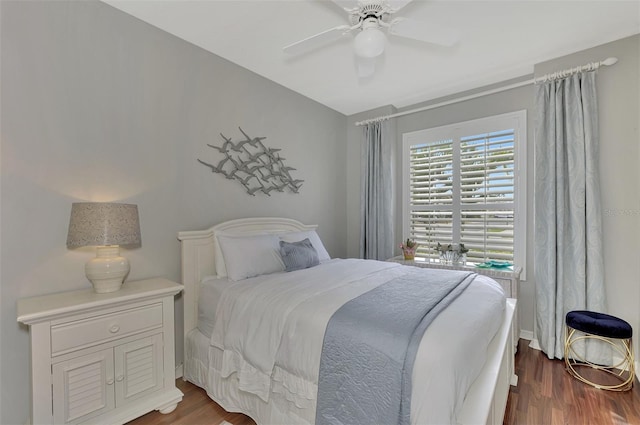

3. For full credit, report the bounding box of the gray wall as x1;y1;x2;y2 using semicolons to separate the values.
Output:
0;1;346;423
345;35;640;357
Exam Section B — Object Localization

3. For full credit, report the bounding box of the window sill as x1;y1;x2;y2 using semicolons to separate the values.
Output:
387;256;522;279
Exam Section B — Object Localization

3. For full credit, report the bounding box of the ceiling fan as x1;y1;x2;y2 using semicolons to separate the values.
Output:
283;0;459;77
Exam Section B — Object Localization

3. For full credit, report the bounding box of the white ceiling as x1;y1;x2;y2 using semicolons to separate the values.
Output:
103;0;640;116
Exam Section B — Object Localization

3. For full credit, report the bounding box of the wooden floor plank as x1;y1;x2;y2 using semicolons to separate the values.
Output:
128;339;639;425
504;339;640;425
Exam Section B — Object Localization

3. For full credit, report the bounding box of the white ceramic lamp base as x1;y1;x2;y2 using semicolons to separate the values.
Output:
85;245;130;293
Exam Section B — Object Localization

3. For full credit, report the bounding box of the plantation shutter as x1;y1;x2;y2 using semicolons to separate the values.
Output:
407;129;516;263
408;140;454;260
459;130;515;263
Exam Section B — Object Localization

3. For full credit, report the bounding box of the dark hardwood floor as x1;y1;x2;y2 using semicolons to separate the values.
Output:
129;339;640;425
504;339;640;425
127;378;255;425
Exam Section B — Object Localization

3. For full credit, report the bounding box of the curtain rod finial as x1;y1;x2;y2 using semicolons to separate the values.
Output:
602;57;618;66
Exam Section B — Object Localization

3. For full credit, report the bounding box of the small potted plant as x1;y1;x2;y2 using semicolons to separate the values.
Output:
400;238;418;260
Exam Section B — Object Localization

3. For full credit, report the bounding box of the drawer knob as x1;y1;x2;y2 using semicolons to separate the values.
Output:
116;375;124;382
106;378;114;385
109;325;120;333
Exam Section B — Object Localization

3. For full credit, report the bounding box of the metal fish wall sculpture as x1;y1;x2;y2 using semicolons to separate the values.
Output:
198;127;304;196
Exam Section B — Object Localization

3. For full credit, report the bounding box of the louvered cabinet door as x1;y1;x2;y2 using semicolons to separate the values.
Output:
114;334;163;406
52;348;116;424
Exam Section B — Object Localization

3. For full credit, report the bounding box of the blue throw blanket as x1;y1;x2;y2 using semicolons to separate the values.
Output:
315;268;476;425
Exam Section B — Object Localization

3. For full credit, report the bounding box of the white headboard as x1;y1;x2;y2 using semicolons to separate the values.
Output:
177;217;318;351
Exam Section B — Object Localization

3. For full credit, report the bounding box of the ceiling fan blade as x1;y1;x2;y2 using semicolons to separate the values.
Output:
388;17;460;47
283;25;353;55
386;0;415;13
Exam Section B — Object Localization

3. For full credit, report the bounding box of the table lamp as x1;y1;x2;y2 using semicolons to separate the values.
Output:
66;202;141;293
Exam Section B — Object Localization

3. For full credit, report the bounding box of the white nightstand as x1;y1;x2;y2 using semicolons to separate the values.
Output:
388;256;522;348
17;278;184;425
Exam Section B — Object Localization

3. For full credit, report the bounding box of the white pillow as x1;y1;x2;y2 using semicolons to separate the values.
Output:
217;233;285;281
214;230;263;277
214;233;229;278
279;230;331;262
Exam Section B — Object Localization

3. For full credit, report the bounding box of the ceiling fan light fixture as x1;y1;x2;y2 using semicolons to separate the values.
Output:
353;26;386;58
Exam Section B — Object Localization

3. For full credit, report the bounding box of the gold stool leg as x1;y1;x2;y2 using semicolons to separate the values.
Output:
565;326;635;391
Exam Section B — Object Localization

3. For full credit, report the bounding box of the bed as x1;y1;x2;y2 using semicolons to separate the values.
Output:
178;217;517;425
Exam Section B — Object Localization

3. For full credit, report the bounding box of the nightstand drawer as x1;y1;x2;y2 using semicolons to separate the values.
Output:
51;303;163;355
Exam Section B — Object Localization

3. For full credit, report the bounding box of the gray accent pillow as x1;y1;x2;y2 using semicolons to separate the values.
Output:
279;238;320;272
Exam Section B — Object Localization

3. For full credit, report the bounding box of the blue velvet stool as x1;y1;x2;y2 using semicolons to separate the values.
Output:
564;310;635;391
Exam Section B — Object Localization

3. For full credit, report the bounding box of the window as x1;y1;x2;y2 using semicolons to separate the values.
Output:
402;111;526;271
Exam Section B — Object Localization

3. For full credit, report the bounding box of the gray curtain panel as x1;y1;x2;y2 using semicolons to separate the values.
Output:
534;71;607;361
360;121;393;260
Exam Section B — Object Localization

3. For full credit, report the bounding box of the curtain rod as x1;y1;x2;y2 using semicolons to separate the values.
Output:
355;57;618;127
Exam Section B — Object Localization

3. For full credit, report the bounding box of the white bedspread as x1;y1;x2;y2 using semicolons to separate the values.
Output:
198;258;506;424
198;276;235;336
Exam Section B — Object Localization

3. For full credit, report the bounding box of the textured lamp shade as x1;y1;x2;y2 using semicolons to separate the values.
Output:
67;203;141;293
67;203;141;248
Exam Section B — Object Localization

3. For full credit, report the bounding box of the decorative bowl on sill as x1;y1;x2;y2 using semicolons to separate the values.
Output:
439;250;467;265
475;260;513;269
435;243;468;265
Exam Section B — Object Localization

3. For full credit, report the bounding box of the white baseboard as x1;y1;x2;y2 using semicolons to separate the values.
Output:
510;374;519;386
517;328;541;351
519;330;534;341
175;363;183;379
